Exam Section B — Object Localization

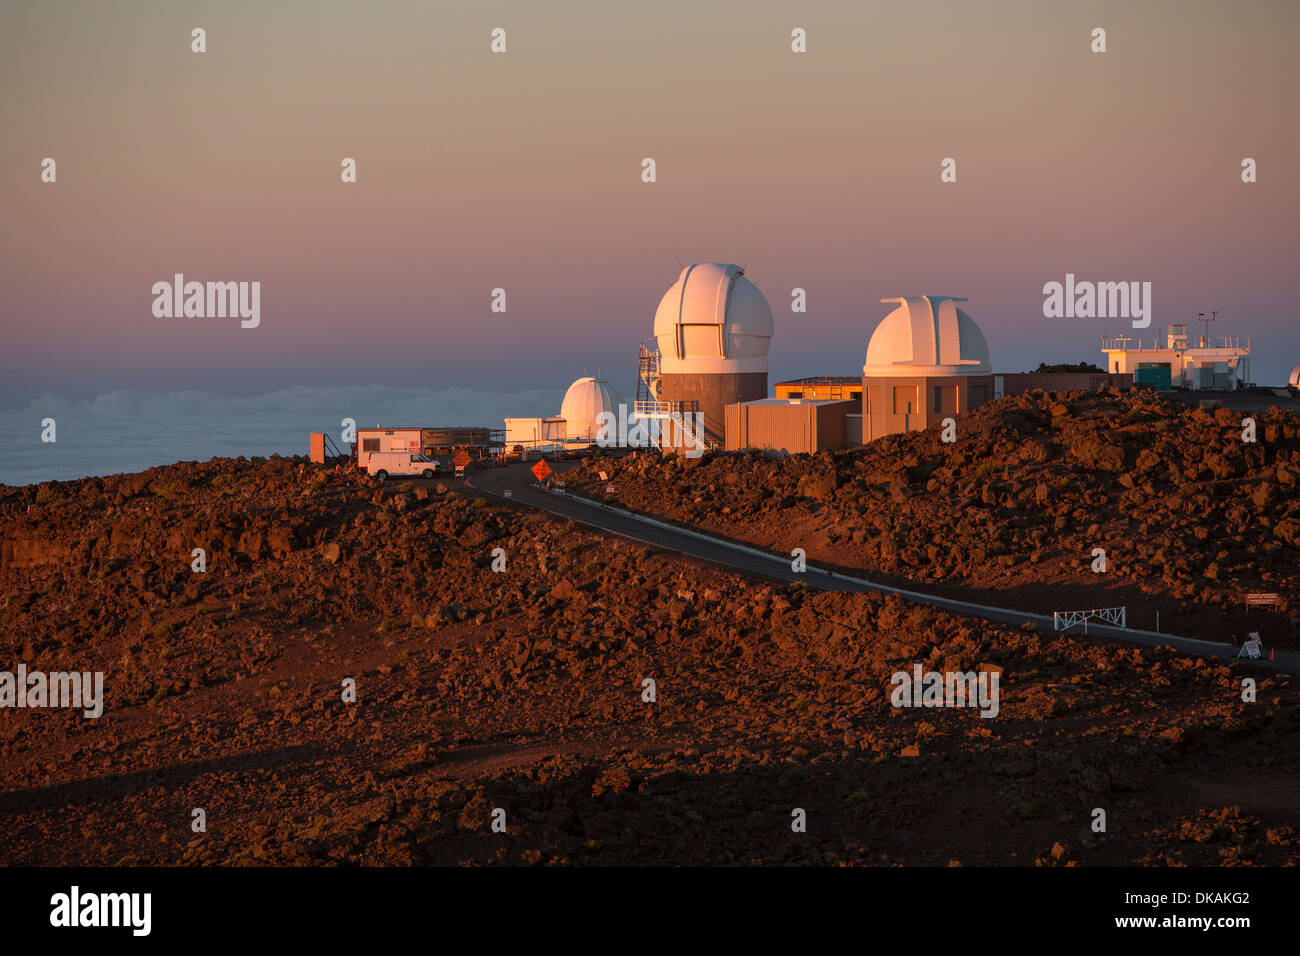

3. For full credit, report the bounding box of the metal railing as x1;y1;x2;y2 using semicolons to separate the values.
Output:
1053;607;1126;632
1101;336;1250;352
633;399;699;418
633;400;671;417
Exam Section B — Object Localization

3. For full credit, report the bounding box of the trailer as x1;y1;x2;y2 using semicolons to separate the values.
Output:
353;427;423;468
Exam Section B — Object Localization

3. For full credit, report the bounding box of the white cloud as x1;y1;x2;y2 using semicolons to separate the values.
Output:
0;386;564;487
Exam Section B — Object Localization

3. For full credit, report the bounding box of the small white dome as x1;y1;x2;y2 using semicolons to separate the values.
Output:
863;296;991;377
560;377;621;441
653;263;773;375
1290;364;1300;389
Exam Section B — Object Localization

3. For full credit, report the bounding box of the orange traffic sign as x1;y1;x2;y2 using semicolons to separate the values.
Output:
530;459;552;482
452;449;472;468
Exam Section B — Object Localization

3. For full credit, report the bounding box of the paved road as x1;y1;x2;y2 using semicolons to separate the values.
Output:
469;463;1298;672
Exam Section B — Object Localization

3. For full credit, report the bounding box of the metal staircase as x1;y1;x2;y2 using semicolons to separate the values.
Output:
321;433;347;461
633;343;717;452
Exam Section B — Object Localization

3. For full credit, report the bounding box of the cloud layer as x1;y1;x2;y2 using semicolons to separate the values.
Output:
0;386;563;487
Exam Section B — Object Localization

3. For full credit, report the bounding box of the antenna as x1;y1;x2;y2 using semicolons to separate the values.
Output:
742;253;752;271
1199;310;1217;346
673;254;684;270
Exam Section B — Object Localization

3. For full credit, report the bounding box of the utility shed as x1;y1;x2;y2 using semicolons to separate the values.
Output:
725;398;857;454
504;417;567;451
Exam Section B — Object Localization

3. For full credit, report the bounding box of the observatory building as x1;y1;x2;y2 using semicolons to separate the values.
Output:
504;376;622;452
861;296;994;441
647;263;773;444
1100;324;1250;390
559;376;622;441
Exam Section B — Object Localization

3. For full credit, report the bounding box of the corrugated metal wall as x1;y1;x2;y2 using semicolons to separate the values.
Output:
725;401;855;453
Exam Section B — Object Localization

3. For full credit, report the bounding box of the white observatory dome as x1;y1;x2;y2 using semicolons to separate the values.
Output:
1290;364;1300;389
560;377;621;441
863;296;991;377
653;263;773;375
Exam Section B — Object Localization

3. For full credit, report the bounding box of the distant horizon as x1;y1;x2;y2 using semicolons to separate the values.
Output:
0;384;565;487
3;299;1292;412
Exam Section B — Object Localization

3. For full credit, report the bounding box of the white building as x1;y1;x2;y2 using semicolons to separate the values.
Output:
558;377;622;441
504;376;622;451
355;426;422;455
1101;324;1250;390
861;296;994;440
647;262;773;444
504;416;566;451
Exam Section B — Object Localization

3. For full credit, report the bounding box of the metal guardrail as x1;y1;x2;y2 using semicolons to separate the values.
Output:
633;399;701;417
1101;337;1250;352
1054;607;1126;632
633;400;671;417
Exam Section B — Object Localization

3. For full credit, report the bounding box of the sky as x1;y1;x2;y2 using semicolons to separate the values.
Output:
2;0;1297;483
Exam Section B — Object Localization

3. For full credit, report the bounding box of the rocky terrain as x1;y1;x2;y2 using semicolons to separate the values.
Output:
1;434;1297;866
568;388;1300;649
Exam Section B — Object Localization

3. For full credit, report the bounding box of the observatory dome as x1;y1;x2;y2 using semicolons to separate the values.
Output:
863;296;991;377
653;263;773;375
560;377;621;441
1290;364;1300;390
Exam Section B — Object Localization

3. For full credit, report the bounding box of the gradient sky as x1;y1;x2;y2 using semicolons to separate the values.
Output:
3;0;1298;411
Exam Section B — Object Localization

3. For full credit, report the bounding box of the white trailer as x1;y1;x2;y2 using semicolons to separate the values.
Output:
355;427;423;455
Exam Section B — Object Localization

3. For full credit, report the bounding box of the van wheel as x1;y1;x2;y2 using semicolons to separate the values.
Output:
422;469;434;479
375;470;388;481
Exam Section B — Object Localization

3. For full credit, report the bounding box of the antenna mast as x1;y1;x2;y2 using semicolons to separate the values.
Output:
1199;310;1217;346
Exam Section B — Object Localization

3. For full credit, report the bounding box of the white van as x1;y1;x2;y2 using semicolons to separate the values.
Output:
361;451;441;480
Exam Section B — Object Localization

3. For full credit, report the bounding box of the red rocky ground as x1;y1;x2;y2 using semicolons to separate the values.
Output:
0;439;1297;866
568;387;1300;650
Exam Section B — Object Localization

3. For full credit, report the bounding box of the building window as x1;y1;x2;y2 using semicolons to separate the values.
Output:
788;390;803;399
362;438;380;452
933;386;943;414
